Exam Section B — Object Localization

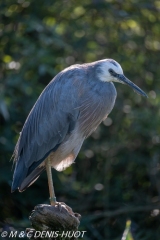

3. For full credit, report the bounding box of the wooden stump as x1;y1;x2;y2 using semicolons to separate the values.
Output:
26;203;81;240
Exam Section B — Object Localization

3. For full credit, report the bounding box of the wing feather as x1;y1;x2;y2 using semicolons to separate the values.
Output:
12;69;81;191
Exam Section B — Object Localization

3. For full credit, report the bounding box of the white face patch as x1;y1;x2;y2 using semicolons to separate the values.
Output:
98;59;124;82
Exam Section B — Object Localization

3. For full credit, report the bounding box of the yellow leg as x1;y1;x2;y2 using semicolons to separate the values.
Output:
45;156;56;206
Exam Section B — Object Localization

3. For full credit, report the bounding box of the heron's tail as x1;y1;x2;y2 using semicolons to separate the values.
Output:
19;166;45;192
11;157;45;192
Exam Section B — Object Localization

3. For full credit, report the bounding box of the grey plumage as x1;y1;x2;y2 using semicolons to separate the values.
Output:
12;59;147;192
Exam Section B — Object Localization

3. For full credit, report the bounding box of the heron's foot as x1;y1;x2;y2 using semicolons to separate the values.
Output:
51;201;73;213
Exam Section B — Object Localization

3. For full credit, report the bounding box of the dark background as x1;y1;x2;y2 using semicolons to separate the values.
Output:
0;0;160;239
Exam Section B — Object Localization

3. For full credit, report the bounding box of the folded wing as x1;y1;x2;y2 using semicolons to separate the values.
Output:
12;70;80;192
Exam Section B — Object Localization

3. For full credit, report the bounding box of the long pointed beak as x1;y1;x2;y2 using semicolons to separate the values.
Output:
117;74;148;98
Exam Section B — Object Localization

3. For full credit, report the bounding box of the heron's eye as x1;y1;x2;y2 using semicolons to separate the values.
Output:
109;68;114;74
109;68;116;77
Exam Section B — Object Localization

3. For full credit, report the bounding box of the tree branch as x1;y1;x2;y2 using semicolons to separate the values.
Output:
86;204;160;221
26;203;81;240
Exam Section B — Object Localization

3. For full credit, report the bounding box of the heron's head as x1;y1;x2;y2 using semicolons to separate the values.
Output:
98;59;147;97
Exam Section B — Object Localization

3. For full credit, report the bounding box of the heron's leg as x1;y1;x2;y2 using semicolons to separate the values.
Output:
45;156;56;206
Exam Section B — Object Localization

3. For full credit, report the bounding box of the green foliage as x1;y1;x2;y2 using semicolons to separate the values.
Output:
122;220;134;240
0;0;160;239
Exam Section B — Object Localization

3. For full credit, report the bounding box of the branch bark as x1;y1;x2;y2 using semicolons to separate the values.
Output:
26;203;81;240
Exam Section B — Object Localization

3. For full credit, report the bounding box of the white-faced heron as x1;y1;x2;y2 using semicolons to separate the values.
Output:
11;59;147;205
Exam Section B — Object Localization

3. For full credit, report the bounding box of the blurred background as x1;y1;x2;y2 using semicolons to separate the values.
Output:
0;0;160;239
